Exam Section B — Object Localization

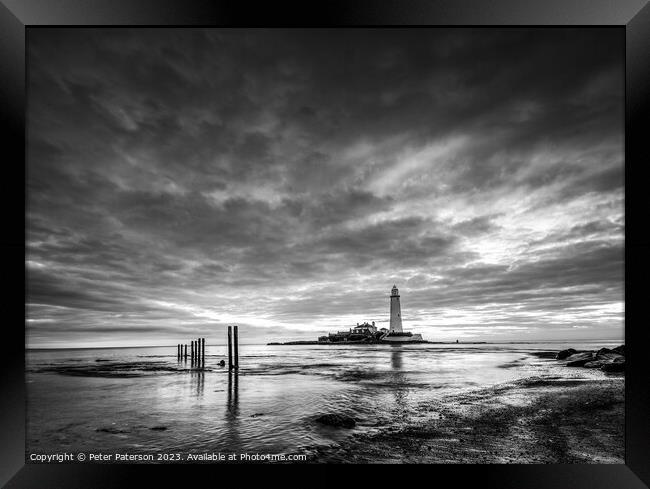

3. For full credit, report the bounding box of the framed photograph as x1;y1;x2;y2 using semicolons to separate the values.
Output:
2;0;649;487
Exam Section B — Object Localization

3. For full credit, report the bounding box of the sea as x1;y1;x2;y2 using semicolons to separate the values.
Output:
25;340;622;460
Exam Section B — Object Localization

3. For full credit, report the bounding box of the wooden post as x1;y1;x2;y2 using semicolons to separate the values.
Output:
177;344;180;360
184;344;187;361
197;338;201;364
228;326;233;370
234;325;239;369
201;338;205;368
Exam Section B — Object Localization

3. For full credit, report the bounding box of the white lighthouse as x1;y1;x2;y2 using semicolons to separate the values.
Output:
389;285;403;333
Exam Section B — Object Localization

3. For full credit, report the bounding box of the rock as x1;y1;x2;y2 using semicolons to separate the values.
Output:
314;413;356;428
576;347;624;369
596;347;614;355
96;427;129;434
566;360;589;367
150;426;168;431
218;360;226;367
533;351;558;359
564;352;594;367
591;348;624;369
557;346;625;366
601;360;625;372
556;348;577;360
583;360;609;368
594;351;624;363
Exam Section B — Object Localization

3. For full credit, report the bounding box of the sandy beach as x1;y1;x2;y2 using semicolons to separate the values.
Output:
310;373;624;463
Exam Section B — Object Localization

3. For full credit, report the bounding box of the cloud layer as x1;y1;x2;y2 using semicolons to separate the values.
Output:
27;28;624;347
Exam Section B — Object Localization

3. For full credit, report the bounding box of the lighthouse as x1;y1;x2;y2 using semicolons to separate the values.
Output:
389;285;403;333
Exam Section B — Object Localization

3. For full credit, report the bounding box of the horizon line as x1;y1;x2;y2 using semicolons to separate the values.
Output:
26;337;625;350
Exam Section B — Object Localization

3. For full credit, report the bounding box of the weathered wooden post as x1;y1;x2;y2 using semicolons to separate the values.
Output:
184;344;188;361
197;338;201;365
228;326;233;370
201;338;205;368
234;325;239;369
177;344;180;360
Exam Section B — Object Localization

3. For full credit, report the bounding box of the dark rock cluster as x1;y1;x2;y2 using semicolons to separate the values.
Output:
314;413;357;428
556;345;624;372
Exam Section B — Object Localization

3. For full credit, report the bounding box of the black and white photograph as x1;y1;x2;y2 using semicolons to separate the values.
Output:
26;27;625;464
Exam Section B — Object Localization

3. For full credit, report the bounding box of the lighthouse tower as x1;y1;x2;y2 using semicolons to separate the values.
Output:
389;285;403;333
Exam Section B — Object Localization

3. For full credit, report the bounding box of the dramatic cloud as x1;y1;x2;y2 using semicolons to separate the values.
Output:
26;28;624;347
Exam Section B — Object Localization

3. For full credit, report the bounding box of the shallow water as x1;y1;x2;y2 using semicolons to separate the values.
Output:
26;340;621;458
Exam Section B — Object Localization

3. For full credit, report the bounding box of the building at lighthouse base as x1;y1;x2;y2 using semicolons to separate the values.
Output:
315;322;426;344
379;331;424;343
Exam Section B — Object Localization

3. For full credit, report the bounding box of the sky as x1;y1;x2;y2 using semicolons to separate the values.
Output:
26;28;624;348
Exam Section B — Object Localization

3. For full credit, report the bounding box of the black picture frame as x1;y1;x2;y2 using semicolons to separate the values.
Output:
2;0;649;487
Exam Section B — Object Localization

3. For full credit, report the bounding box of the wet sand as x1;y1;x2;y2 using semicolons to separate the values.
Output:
27;344;624;461
310;374;624;463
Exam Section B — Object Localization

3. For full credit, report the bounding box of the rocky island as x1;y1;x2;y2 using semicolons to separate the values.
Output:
268;321;429;345
270;286;428;344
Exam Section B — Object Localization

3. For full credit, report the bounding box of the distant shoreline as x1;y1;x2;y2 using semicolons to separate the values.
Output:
267;341;479;345
26;338;624;351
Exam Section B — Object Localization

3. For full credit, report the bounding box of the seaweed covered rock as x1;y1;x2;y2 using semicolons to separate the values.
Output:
565;352;594;367
594;348;624;363
583;360;610;369
556;348;577;360
601;360;625;372
556;345;624;371
314;413;356;428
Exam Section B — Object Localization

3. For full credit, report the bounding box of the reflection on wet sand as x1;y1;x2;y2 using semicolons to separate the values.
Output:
390;348;408;412
391;348;403;370
224;369;241;452
227;370;239;414
192;369;204;397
